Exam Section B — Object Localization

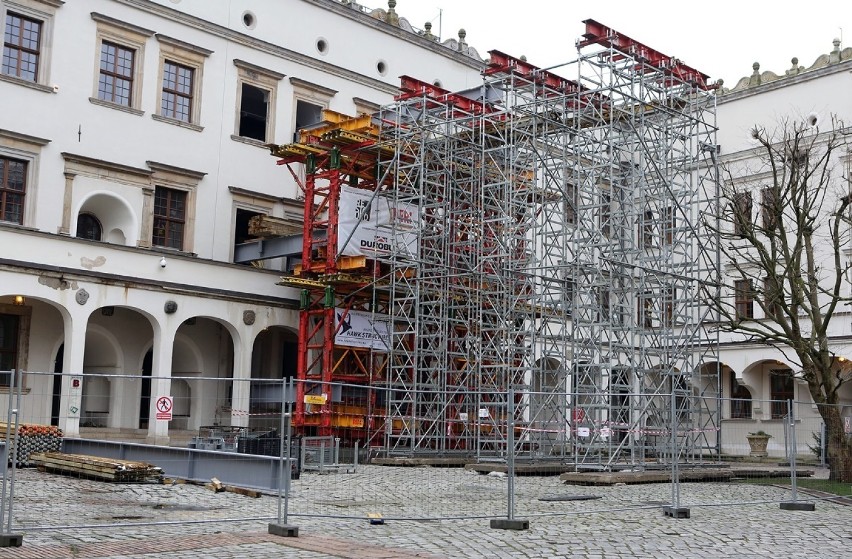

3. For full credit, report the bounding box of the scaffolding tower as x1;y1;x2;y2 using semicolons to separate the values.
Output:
269;19;719;468
372;20;719;466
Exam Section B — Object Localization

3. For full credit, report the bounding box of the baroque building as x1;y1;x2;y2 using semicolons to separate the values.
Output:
0;0;483;443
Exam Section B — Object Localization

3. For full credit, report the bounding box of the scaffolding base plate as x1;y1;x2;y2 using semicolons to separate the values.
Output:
780;501;815;511
268;523;299;537
662;506;690;519
490;518;529;531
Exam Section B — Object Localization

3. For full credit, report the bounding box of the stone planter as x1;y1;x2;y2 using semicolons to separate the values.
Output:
746;434;770;457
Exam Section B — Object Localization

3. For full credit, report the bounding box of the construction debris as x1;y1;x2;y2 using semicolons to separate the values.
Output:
247;214;302;238
0;422;63;467
30;452;163;483
205;477;225;492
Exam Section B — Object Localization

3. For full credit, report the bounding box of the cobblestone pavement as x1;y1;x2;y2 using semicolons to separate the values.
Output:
0;465;850;558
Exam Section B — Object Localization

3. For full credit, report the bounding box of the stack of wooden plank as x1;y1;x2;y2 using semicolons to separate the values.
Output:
29;452;163;483
248;214;302;238
0;422;63;467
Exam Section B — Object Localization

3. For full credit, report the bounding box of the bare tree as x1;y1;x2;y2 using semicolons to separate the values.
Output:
713;116;852;482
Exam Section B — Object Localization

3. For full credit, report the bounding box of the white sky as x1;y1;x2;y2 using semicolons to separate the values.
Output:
361;0;851;86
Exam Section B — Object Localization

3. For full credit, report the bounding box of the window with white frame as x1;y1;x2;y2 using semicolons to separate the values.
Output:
153;35;211;130
1;0;61;90
89;13;152;114
232;59;284;145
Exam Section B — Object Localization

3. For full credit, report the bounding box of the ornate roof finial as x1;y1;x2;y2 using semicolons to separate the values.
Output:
386;0;399;26
786;57;803;76
457;28;467;52
830;38;841;63
423;21;436;41
748;62;761;86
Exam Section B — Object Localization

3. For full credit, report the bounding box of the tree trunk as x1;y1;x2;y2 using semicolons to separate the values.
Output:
821;405;852;482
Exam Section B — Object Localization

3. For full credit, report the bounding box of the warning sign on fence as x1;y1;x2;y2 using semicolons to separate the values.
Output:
155;396;173;421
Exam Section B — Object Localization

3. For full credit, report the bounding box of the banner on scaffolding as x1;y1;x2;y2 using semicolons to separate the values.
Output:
337;185;418;258
334;308;390;351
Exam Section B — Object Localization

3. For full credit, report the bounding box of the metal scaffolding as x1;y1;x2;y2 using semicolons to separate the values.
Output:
270;19;719;468
372;20;719;466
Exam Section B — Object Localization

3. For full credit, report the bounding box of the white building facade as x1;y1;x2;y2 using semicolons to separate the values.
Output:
715;41;852;456
0;0;484;443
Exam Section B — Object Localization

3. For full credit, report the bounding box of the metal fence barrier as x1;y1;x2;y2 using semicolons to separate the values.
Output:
1;370;849;545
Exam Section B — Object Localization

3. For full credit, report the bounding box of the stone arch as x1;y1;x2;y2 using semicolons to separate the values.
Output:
73;190;138;245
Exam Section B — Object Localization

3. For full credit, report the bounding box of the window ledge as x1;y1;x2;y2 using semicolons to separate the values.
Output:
88;97;144;116
230;134;271;149
0;73;55;93
152;114;204;132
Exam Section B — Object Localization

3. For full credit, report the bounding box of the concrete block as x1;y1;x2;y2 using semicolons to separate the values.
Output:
0;534;23;547
268;523;299;537
780;501;815;511
490;518;530;530
663;506;691;518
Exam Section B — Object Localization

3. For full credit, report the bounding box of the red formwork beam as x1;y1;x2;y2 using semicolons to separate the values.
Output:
486;50;582;94
579;19;712;90
397;75;492;115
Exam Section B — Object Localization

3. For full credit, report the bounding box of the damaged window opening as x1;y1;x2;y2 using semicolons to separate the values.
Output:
239;83;269;141
294;99;322;142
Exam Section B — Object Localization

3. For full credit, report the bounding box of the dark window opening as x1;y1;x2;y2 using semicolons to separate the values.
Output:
599;190;611;237
730;373;752;419
733;192;753;236
76;213;102;241
98;41;134;106
770;369;794;419
0;313;20;387
0;156;26;224
161;60;194;122
734;279;754;320
239;83;269;141
234;208;262;264
294;99;323;142
641;209;654;248
663;206;675;245
761;186;778;231
2;12;41;81
153;186;186;250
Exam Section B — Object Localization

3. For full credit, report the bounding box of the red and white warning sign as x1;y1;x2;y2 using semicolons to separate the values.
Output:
155;395;173;421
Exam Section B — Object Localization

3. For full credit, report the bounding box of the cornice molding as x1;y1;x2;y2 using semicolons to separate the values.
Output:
0;129;51;146
111;0;402;95
155;33;213;57
289;77;337;97
147;160;206;180
234;59;286;81
61;152;152;177
91;11;155;37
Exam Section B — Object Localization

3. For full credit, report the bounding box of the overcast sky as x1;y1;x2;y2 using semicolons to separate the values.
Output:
362;0;851;86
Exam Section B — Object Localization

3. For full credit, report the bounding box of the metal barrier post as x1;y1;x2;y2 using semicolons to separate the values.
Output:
269;377;299;537
0;369;23;547
490;387;528;530
664;388;689;518
781;400;815;511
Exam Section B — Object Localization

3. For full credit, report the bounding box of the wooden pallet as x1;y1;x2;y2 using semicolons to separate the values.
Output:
30;452;163;483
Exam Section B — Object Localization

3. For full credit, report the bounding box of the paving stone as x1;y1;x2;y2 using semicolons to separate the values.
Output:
0;466;849;558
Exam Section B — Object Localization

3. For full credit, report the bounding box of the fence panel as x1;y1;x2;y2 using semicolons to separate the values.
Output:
4;372;850;538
